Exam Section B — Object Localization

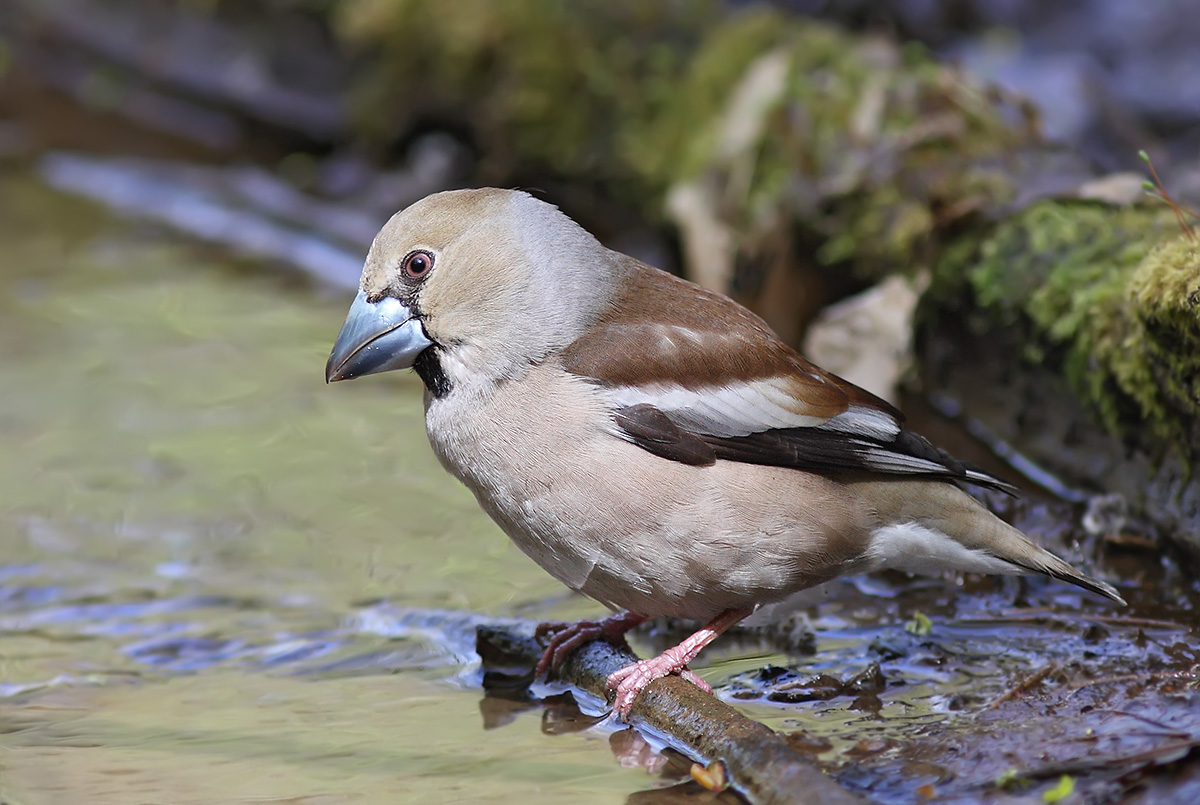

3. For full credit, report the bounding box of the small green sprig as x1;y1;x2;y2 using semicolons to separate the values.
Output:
1139;149;1197;243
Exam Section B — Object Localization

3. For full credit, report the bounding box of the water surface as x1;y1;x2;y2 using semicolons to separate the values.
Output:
0;172;643;804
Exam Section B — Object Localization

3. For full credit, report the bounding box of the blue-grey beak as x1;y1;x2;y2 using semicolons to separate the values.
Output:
326;290;433;383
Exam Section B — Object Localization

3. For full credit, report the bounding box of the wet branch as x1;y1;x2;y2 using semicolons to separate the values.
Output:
986;663;1058;710
476;625;864;805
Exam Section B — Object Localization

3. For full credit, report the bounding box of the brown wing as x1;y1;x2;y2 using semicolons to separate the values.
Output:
565;259;1014;493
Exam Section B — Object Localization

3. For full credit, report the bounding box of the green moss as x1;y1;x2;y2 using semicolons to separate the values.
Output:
636;10;1033;272
937;200;1200;448
625;8;795;190
1124;239;1200;435
334;0;719;190
332;0;1035;262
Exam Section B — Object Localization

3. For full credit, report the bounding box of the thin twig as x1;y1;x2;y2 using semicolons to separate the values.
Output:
1082;615;1188;630
987;663;1057;710
1065;668;1200;697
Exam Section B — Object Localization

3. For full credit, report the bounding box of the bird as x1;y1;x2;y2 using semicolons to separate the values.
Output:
325;188;1124;720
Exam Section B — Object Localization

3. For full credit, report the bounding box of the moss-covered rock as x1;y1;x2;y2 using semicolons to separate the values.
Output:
1129;239;1200;436
332;0;1036;276
334;0;718;188
659;19;1035;281
932;200;1199;450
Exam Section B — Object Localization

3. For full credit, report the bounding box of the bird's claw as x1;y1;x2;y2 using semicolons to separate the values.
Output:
534;620;604;680
534;612;647;681
604;652;711;721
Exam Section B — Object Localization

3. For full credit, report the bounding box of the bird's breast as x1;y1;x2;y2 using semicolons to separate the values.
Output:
422;362;871;619
423;365;619;592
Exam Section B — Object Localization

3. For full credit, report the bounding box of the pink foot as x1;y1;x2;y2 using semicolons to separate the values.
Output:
606;653;712;719
534;612;648;681
601;608;753;721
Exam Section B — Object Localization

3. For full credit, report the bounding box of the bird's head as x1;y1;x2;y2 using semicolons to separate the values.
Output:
325;188;622;392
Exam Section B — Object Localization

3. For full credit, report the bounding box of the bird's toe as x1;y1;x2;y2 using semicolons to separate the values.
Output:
678;667;712;694
535;622;593;679
533;620;572;641
535;613;649;681
605;654;712;720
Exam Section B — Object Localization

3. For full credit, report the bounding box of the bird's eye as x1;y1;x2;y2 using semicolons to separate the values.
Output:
402;250;434;279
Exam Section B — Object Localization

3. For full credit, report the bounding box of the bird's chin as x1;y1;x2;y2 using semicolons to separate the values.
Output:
326;290;433;382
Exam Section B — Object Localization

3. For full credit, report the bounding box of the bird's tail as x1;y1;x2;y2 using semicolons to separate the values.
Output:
857;479;1126;605
990;527;1125;604
947;494;1125;605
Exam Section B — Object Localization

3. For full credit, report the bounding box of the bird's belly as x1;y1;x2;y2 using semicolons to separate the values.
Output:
424;369;867;621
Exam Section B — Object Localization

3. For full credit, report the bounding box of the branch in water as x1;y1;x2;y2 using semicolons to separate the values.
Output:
475;624;864;805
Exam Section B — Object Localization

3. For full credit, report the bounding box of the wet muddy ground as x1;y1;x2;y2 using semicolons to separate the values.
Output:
1;164;1198;804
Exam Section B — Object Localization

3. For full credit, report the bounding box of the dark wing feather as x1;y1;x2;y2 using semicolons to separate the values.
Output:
700;425;1017;494
570;259;1014;493
613;404;716;466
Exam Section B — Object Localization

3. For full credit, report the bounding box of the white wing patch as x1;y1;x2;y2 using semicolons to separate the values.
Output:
605;379;828;437
604;384;903;443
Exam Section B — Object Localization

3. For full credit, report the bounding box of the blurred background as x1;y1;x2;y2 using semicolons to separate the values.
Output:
1;2;1198;803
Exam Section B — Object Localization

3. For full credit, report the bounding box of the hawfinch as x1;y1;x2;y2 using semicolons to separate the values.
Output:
326;188;1123;719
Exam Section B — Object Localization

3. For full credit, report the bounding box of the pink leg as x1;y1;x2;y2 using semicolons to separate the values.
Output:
534;611;649;681
605;608;753;721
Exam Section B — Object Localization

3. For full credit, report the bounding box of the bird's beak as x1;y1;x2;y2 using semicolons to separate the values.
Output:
325;290;433;383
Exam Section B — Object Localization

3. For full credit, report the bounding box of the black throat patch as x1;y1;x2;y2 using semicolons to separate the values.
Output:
413;348;452;398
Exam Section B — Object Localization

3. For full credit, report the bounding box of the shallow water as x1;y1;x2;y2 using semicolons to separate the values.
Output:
0;172;648;803
2;167;1199;804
